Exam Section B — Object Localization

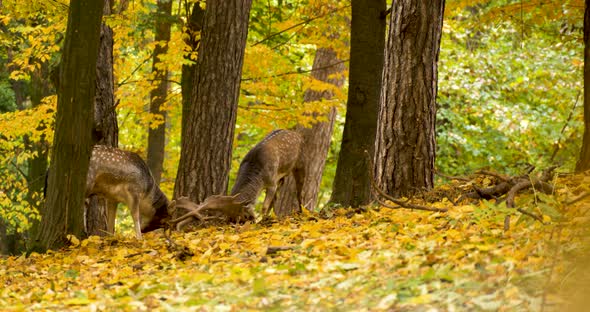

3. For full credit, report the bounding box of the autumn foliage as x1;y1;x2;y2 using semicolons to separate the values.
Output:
0;0;589;310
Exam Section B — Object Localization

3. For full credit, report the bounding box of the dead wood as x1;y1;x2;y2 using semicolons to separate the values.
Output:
266;246;295;255
464;167;558;231
567;192;590;205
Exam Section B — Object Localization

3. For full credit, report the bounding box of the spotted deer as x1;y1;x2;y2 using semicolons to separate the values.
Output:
170;129;305;230
86;145;170;239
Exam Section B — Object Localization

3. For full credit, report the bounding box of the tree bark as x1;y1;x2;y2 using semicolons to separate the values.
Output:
374;0;445;197
330;0;386;208
147;0;172;185
274;48;346;216
86;0;119;237
32;0;104;251
27;64;52;208
181;3;205;139
174;0;252;202
577;0;590;172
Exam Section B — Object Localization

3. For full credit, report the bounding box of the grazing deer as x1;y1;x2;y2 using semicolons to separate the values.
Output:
85;145;170;239
170;129;304;230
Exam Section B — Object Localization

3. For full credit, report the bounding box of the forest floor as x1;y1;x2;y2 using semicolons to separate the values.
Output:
1;174;589;311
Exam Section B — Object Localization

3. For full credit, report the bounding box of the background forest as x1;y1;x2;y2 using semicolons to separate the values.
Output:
0;0;589;310
0;0;583;237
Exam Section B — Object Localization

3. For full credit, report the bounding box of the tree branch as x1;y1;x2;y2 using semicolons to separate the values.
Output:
251;4;351;47
242;59;349;82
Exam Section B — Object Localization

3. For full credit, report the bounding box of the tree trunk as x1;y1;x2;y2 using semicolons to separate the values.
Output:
180;3;205;139
24;63;52;252
577;0;590;172
274;48;346;216
147;0;172;185
6;49;27;111
330;0;386;208
32;0;104;252
174;0;252;202
374;0;445;197
86;0;119;237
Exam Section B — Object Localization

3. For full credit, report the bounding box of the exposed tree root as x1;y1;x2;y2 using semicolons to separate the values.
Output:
366;151;448;213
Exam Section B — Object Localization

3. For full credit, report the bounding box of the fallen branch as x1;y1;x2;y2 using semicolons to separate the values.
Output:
435;169;470;182
516;208;545;224
567;192;590;205
266;246;295;255
475;170;510;182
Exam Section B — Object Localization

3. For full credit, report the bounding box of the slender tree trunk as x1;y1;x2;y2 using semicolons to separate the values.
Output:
274;48;346;216
374;0;445;197
147;0;172;184
24;64;52;252
180;3;205;139
32;0;104;251
174;0;252;202
330;0;386;208
6;50;27;111
27;65;52;204
577;0;590;172
86;0;119;237
181;3;205;138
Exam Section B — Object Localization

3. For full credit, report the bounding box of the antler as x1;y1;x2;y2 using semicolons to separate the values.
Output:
168;197;212;231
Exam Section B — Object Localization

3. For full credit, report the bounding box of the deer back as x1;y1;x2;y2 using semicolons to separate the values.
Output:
230;129;303;204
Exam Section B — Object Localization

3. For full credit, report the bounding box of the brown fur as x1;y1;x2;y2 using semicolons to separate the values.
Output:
86;145;169;239
171;129;304;230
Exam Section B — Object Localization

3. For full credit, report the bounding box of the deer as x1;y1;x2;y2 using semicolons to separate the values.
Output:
169;129;305;230
84;145;170;239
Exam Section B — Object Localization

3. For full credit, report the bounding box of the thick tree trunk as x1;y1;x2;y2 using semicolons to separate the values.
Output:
32;0;104;251
86;0;119;237
330;0;386;208
374;0;445;197
577;0;590;172
147;0;172;185
274;48;346;216
175;0;252;202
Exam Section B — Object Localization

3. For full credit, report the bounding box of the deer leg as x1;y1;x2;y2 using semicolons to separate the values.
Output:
262;184;278;216
106;199;117;235
128;196;143;240
293;167;305;210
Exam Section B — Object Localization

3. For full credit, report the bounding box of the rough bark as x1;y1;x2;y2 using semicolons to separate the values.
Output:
27;64;52;207
180;3;205;138
174;0;252;202
274;48;346;216
374;0;445;197
86;0;119;237
32;0;104;251
147;0;172;184
577;0;590;172
330;0;386;207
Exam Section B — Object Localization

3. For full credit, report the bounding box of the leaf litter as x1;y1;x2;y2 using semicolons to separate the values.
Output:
1;174;589;311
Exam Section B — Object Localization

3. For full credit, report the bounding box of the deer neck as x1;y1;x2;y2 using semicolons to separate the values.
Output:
142;187;169;232
230;162;264;205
